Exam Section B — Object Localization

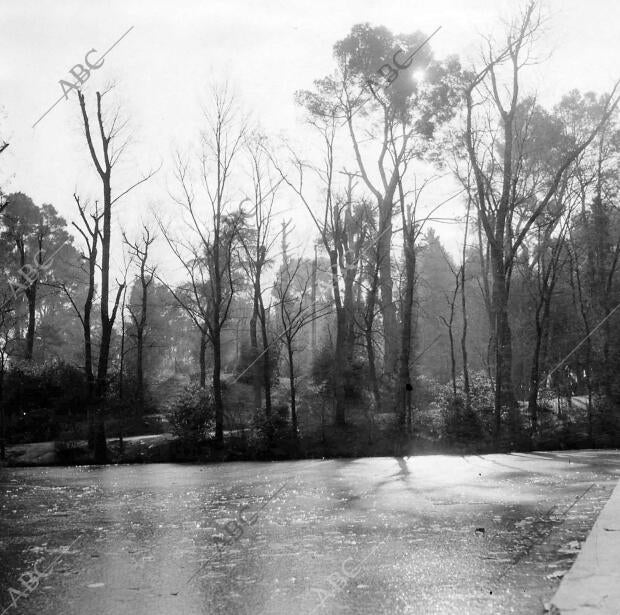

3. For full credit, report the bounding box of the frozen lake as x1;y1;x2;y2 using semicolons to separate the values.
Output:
1;452;619;614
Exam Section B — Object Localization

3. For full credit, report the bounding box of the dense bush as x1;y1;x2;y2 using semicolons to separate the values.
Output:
167;385;215;442
4;361;88;442
248;406;297;458
413;372;495;448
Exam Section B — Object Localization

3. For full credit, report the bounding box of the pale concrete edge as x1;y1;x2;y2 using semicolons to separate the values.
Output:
549;478;620;614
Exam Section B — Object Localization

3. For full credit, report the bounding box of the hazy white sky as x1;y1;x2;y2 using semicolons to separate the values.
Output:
1;0;619;273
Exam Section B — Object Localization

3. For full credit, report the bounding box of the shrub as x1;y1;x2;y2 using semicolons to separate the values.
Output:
415;371;494;447
4;360;87;415
4;361;88;443
248;407;296;458
167;385;215;442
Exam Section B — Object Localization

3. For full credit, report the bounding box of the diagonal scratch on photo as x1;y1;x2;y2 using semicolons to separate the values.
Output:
2;0;620;613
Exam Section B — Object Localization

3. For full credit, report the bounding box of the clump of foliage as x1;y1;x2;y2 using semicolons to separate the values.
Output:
4;360;88;442
414;372;495;448
167;385;215;442
248;405;296;458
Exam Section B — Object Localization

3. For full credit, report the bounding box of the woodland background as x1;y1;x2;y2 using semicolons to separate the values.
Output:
1;2;619;463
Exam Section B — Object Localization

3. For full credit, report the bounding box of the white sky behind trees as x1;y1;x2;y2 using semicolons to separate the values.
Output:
1;0;619;280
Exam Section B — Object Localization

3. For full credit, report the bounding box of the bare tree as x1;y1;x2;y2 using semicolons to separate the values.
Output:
118;283;128;452
77;87;155;461
238;137;282;418
58;195;101;446
439;265;461;401
273;135;370;425
123;225;156;415
275;255;330;439
61;195;101;398
522;202;570;431
159;86;246;443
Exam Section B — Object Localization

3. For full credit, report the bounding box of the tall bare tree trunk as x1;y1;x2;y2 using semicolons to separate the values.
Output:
78;91;132;463
527;232;564;433
258;297;272;418
118;286;127;453
490;253;516;440
329;249;347;426
527;310;544;431
65;194;100;447
97;182;112;396
199;329;207;389
124;227;155;416
311;245;317;365
364;258;382;421
249;302;261;411
213;330;224;443
461;202;471;411
399;230;415;428
25;285;36;360
287;342;297;439
378;196;398;376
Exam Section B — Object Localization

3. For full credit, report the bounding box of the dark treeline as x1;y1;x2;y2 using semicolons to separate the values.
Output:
1;2;620;463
